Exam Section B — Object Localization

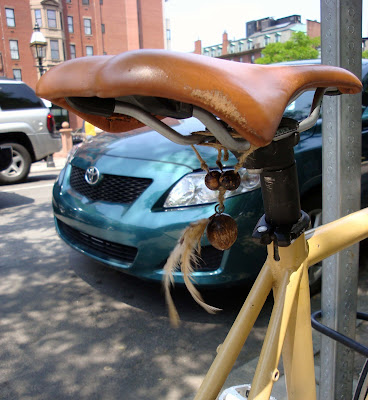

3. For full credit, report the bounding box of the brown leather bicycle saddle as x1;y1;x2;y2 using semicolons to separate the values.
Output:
36;49;362;147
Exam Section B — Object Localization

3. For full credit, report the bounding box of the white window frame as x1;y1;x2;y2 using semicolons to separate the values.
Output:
68;16;74;33
9;40;19;60
6;8;15;27
50;39;60;60
86;45;93;56
70;44;76;59
13;69;22;80
47;9;57;28
35;9;42;27
84;18;92;35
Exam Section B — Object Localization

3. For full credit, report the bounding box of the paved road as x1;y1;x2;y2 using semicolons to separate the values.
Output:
0;169;272;400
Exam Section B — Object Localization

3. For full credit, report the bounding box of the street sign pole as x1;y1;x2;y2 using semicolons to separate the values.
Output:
320;0;362;398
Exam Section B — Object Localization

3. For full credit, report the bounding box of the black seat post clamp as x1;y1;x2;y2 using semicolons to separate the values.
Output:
243;128;311;248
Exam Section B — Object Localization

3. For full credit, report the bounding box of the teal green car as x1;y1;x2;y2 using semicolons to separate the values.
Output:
53;60;368;288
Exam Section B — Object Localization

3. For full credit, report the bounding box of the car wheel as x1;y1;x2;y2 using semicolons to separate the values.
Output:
301;190;322;295
0;143;31;184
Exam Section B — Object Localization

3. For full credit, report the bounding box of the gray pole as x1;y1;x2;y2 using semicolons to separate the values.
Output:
320;0;362;399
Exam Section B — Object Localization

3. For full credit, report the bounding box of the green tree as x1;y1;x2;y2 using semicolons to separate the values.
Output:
363;50;368;59
256;32;320;64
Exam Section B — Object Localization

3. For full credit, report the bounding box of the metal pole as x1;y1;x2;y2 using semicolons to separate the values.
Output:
38;57;45;76
320;0;362;398
37;55;55;168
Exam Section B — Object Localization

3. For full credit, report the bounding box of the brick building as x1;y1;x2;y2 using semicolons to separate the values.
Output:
0;0;165;129
0;1;36;87
194;15;321;64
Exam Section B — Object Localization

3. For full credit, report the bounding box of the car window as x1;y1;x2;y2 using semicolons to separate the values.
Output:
283;90;315;121
0;83;44;110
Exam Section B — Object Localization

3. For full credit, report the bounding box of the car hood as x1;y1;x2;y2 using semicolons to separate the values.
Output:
75;118;238;169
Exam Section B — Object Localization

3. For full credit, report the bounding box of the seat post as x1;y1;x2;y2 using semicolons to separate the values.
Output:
243;132;310;253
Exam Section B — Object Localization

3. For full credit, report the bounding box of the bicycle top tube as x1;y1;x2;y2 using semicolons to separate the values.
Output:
36;49;362;148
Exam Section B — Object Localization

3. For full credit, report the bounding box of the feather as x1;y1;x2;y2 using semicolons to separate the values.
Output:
163;241;182;327
162;218;221;327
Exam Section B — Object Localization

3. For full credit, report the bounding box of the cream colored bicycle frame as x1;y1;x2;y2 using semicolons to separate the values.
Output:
194;207;368;400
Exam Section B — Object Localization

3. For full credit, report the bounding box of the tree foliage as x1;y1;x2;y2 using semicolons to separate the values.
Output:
256;32;320;64
363;50;368;59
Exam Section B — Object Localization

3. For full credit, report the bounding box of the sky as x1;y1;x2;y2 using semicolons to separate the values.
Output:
164;0;368;53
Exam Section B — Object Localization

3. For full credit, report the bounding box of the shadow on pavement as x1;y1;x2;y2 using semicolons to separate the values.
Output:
0;200;269;400
0;191;34;209
26;173;59;183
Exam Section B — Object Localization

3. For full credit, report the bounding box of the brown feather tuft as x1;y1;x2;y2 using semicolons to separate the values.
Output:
162;218;221;326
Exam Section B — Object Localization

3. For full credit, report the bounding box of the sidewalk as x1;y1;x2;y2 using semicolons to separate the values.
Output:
219;256;368;399
30;156;67;173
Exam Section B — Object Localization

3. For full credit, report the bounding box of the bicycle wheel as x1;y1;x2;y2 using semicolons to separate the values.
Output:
354;358;368;400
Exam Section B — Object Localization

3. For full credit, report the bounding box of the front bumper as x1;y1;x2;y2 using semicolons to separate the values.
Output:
53;158;265;286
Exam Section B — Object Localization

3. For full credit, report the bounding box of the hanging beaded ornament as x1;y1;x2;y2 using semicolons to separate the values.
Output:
163;140;256;327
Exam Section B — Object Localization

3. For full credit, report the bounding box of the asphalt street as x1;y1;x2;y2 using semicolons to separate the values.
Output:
0;166;272;400
2;164;368;400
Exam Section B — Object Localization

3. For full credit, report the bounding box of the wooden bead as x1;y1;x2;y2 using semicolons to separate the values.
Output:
206;213;238;250
219;170;241;191
205;170;221;191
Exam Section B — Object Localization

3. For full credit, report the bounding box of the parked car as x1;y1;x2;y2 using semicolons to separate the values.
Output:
0;78;61;184
52;60;368;290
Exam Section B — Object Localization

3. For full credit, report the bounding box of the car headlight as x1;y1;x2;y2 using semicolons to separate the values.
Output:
163;168;261;208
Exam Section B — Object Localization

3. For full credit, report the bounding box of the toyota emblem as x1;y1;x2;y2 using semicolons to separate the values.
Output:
85;166;100;185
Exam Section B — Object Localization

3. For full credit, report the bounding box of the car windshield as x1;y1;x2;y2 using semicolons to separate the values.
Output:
283;90;315;121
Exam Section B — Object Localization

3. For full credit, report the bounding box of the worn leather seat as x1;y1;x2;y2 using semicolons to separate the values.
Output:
36;50;362;147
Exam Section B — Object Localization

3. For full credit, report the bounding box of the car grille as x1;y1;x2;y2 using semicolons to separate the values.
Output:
70;165;152;204
58;220;138;264
190;246;224;272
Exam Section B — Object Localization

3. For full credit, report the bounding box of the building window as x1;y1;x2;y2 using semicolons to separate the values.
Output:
6;8;15;27
166;29;171;41
66;0;71;2
70;44;76;59
82;0;90;4
101;24;105;34
9;40;19;59
86;46;93;56
275;32;281;43
264;35;270;46
84;18;92;35
247;40;253;50
251;55;255;64
35;9;42;27
13;69;22;80
50;40;60;60
68;16;74;33
47;10;57;28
